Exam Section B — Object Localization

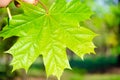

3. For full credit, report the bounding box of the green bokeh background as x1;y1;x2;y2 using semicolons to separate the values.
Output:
0;0;120;80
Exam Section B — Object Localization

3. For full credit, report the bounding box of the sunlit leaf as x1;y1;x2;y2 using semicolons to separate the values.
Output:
0;0;96;79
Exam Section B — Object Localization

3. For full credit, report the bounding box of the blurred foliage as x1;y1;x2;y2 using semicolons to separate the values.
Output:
70;55;117;73
80;0;120;55
0;0;120;80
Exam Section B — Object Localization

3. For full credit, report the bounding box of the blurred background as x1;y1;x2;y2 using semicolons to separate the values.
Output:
0;0;120;80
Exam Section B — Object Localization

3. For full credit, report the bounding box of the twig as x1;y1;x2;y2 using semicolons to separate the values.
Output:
7;7;12;20
39;0;49;14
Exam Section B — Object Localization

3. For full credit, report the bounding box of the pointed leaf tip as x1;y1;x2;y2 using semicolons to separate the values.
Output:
0;0;97;80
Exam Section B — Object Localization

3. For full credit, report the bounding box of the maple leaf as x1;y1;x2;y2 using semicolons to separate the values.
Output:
0;0;97;80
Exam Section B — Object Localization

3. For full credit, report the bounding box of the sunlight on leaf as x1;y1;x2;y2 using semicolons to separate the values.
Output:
0;0;97;79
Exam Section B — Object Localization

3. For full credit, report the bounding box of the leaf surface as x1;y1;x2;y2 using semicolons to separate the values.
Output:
0;0;96;79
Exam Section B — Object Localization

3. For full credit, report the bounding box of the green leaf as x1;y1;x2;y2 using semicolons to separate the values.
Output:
0;0;97;80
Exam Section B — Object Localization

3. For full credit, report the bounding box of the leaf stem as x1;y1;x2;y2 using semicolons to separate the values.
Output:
7;7;12;20
38;0;49;14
